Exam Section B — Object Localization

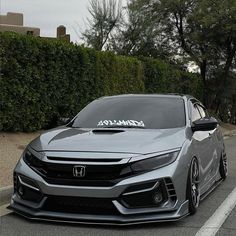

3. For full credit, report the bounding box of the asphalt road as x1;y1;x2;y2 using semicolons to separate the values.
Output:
0;136;236;236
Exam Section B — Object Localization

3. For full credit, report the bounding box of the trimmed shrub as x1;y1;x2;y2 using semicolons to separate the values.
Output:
141;57;203;98
0;32;202;131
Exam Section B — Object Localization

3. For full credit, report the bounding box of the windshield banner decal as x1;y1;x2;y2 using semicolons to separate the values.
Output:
97;120;145;127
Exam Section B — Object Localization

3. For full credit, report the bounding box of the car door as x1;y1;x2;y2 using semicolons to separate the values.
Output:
190;101;215;192
197;104;219;179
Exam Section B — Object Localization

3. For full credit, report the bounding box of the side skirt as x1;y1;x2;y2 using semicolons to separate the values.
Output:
200;178;223;202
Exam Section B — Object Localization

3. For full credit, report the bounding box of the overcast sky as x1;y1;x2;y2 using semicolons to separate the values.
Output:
0;0;126;43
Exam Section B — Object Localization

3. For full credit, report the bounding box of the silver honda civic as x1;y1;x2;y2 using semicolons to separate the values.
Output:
10;94;228;225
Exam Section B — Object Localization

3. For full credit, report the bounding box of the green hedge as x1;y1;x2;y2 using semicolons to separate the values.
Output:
0;32;202;131
141;57;202;98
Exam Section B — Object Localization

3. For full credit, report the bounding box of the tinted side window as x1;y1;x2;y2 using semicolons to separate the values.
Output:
190;103;201;122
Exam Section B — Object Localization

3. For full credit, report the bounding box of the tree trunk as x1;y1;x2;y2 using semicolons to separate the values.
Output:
200;61;208;107
213;43;236;114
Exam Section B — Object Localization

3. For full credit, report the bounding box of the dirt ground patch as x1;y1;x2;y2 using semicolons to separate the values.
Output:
0;131;41;187
220;122;236;136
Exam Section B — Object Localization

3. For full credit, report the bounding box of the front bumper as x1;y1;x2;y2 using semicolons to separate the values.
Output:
10;157;189;225
10;200;189;225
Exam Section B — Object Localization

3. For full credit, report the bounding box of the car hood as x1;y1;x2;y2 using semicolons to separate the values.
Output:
30;127;186;155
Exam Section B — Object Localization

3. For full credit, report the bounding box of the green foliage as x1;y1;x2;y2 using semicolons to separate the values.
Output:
82;0;122;50
0;32;201;131
108;0;236;117
141;57;203;98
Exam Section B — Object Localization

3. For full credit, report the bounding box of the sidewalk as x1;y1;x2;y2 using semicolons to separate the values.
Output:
1;124;236;188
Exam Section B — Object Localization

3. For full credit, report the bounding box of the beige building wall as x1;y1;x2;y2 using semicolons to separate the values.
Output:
0;24;40;36
0;12;23;26
0;12;70;42
0;12;40;36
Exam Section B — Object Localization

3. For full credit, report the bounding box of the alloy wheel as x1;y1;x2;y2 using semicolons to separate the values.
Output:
190;159;200;208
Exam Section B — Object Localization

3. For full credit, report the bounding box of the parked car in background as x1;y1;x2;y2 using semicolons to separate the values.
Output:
10;94;228;224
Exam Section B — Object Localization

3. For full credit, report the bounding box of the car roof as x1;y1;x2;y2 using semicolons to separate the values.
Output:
99;93;197;100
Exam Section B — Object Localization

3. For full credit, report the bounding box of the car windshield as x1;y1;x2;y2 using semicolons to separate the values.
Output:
70;96;186;129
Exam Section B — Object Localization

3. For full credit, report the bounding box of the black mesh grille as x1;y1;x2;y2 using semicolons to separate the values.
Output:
43;196;120;215
44;178;120;187
24;153;132;186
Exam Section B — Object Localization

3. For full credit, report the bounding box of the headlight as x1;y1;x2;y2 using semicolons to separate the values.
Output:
130;151;179;173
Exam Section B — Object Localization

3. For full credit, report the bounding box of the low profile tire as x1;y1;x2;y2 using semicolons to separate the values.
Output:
219;153;228;180
187;157;200;215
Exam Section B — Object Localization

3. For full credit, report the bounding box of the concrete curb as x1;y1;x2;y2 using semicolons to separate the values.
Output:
0;185;13;206
0;128;236;206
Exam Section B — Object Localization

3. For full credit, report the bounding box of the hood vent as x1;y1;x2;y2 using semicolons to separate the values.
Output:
92;129;125;134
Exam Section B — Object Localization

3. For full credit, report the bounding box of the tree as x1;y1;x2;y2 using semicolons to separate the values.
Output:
116;0;236;112
150;0;236;110
82;0;123;51
83;0;236;121
110;0;171;59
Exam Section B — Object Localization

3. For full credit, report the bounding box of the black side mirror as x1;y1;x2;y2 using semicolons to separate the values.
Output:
191;117;218;132
58;117;71;126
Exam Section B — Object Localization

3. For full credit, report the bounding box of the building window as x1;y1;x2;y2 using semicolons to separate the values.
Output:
27;31;34;35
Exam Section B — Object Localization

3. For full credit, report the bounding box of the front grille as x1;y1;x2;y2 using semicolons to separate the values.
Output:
24;153;132;186
44;178;120;187
43;196;120;215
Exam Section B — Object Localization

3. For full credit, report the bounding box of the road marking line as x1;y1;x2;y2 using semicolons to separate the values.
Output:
195;186;236;236
0;203;12;217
